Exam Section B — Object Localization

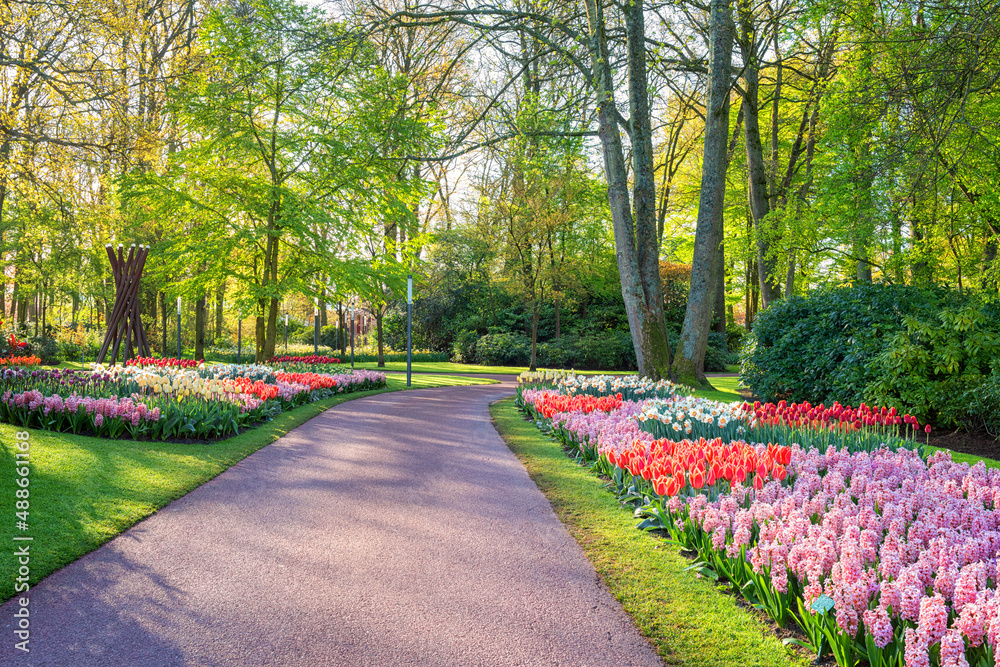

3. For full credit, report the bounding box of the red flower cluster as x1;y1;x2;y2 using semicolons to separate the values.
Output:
126;357;202;369
533;392;624;420
274;371;336;390
742;399;920;432
230;377;280;400
608;437;792;496
270;355;340;364
0;355;41;366
6;333;28;352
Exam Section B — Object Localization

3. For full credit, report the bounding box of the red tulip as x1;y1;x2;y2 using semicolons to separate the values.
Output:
752;473;765;490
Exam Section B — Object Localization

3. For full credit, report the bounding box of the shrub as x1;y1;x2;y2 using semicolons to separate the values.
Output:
742;283;947;404
535;338;579;369
451;330;480;363
703;345;729;373
726;323;746;354
319;324;345;350
865;304;1000;427
575;331;636;371
29;336;60;365
964;372;1000;436
475;332;530;366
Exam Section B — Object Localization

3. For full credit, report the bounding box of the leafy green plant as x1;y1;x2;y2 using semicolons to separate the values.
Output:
475;332;530;366
964;372;1000;436
742;283;949;404
451;329;480;363
866;304;1000;426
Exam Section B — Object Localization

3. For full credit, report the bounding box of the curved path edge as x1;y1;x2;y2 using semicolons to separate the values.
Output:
1;380;662;666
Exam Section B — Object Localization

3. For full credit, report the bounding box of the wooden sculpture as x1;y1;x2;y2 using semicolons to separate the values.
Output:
96;244;151;365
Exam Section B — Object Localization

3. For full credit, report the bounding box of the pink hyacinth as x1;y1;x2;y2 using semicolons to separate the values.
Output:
904;628;930;667
940;628;970;667
863;604;894;649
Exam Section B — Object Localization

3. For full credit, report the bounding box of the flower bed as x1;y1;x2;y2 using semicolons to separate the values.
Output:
638;397;921;454
513;377;995;667
126;356;203;369
0;359;387;441
270;355;340;365
0;355;41;366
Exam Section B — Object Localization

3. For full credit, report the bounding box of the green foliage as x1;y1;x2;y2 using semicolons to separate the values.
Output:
451;330;479;363
469;331;637;371
963;372;1000;437
574;332;636;371
742;283;947;404
703;345;729;373
476;332;531;366
866;305;1000;426
725;324;747;355
28;336;60;365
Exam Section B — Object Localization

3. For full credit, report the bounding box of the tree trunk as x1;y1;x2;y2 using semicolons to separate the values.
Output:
673;0;733;387
195;292;206;360
554;295;560;340
215;284;224;341
339;304;347;357
529;300;539;371
785;252;795;297
855;140;875;283
738;10;782;307
160;292;167;356
582;0;673;379
256;219;281;362
10;279;18;322
376;309;385;367
713;242;726;334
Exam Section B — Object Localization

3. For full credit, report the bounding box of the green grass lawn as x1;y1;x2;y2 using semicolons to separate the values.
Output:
0;373;493;602
694;374;744;403
490;397;808;667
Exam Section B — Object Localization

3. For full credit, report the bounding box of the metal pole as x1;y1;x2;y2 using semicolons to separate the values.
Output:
176;296;182;359
237;318;242;364
407;274;412;387
314;298;320;355
350;306;355;369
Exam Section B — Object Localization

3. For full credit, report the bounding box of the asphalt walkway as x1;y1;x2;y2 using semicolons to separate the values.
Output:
2;379;661;666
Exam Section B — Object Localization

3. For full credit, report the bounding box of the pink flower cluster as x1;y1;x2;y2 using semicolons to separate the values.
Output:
222;392;264;413
326;370;386;392
684;445;1000;665
276;381;311;402
549;399;653;458
2;389;161;426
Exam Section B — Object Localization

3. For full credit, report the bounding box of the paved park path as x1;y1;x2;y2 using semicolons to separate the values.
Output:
2;378;662;666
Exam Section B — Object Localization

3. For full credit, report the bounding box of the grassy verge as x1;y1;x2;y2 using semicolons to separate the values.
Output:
490;397;807;667
0;373;493;602
695;374;744;403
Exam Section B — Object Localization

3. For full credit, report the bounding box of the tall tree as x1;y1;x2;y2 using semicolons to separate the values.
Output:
673;0;734;386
